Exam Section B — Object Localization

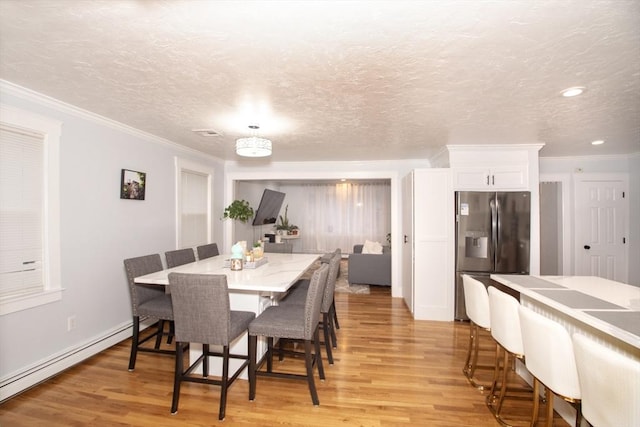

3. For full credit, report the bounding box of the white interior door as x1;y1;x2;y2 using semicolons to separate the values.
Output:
401;172;414;313
574;175;628;282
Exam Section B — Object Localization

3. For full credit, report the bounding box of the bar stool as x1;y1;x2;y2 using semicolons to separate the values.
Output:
572;333;640;427
461;274;492;389
518;306;582;427
486;286;530;426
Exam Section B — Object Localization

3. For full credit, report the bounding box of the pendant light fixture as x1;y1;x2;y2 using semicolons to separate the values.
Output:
236;125;272;157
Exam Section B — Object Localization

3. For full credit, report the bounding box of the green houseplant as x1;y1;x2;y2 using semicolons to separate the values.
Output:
222;199;254;223
276;204;296;233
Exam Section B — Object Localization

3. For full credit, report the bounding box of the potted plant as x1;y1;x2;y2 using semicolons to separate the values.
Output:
276;204;291;234
222;199;254;223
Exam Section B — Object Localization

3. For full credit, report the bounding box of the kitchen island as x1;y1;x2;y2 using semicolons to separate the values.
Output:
490;274;640;423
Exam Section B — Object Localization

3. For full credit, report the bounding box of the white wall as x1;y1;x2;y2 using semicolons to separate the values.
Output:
540;154;639;285
0;83;225;397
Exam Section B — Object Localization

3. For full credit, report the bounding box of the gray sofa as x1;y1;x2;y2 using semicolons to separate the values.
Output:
347;244;391;286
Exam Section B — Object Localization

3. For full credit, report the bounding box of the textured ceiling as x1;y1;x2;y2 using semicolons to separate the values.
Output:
1;0;639;162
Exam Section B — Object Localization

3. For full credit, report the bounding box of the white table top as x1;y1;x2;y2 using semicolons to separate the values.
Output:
491;274;640;350
134;253;320;293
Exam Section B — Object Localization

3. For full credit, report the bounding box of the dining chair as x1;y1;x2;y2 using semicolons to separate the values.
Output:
486;286;530;426
123;254;177;370
572;333;640;427
248;263;330;406
461;274;492;389
290;249;342;331
168;272;255;421
519;305;582;427
196;243;220;260
279;251;341;364
263;242;293;253
165;248;196;268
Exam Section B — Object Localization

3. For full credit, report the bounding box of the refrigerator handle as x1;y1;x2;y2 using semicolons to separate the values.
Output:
495;198;501;257
490;199;498;262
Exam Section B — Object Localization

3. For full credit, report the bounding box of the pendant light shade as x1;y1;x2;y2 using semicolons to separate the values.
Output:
235;136;272;157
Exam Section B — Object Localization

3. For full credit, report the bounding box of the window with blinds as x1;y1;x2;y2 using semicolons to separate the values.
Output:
0;105;61;316
180;169;209;248
0;125;45;299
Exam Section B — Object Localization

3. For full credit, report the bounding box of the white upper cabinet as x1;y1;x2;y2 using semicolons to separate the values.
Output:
447;144;543;191
452;165;528;190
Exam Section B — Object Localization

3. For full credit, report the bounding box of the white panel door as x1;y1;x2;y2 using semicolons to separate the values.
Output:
575;176;628;282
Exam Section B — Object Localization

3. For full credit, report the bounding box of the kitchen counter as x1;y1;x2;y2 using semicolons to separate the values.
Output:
491;275;640;352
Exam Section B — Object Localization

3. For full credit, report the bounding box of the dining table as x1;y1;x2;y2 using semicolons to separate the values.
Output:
134;252;321;378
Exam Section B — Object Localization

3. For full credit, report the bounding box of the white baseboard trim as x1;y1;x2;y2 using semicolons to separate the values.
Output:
0;319;154;402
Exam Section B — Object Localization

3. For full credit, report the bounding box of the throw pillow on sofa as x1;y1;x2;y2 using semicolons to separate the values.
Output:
362;239;383;254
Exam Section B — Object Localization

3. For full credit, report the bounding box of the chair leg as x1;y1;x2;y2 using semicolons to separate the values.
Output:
171;342;184;414
544;387;554;427
202;344;209;377
304;339;320;406
267;337;274;373
463;321;475;377
218;346;229;421
167;321;175;344
314;327;325;380
328;306;338;348
530;378;540;427
322;313;334;365
495;349;510;417
332;299;340;330
248;335;257;401
154;320;165;349
128;316;140;371
469;324;481;380
487;343;501;403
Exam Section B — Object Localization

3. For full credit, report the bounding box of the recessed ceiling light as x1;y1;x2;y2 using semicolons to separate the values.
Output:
561;87;586;97
591;140;605;145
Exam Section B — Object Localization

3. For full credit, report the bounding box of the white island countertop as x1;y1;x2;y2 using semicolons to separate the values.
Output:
134;252;320;294
491;275;640;351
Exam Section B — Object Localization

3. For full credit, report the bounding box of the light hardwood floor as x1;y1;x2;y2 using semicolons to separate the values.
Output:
0;287;569;426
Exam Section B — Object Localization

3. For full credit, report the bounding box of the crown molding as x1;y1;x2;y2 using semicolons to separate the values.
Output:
0;79;221;162
540;152;639;162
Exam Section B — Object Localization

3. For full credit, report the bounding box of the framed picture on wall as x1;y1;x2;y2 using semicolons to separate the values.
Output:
120;169;146;200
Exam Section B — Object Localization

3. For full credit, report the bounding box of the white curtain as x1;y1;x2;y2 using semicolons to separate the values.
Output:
280;182;390;254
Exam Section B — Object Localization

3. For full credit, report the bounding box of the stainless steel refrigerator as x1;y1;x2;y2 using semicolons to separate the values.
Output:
455;191;530;320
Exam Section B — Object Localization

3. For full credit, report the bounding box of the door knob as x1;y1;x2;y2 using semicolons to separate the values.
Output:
584;245;591;250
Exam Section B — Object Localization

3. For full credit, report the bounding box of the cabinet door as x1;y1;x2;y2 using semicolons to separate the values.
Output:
491;166;528;189
452;167;491;190
453;165;528;190
412;169;454;321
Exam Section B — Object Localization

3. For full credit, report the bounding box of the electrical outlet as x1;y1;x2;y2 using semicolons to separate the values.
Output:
67;315;77;331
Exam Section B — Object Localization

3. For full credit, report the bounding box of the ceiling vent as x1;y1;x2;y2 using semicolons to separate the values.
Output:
192;129;223;137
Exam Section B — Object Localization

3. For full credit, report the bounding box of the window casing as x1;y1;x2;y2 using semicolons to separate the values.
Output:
0;105;61;315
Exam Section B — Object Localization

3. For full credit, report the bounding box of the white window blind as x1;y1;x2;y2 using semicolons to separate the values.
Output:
180;170;208;248
0;125;45;298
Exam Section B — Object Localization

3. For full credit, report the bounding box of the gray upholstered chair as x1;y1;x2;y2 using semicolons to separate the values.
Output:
263;242;293;253
290;248;342;331
123;254;176;370
165;248;196;268
196;243;219;260
168;272;255;421
279;251;341;364
248;264;330;406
